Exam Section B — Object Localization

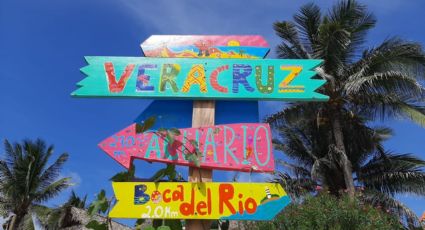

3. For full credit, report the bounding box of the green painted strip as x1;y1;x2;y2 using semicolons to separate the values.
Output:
72;56;328;101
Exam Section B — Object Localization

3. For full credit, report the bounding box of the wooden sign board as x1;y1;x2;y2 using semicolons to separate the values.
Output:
98;123;274;172
72;57;327;101
141;35;269;59
141;35;270;48
110;182;290;220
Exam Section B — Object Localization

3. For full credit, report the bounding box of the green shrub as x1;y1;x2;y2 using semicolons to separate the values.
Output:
246;193;404;230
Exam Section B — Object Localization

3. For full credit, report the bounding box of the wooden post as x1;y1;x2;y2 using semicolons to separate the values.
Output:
186;100;214;230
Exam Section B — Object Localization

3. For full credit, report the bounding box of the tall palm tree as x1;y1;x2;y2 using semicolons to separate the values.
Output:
269;0;425;196
0;139;71;230
269;109;425;226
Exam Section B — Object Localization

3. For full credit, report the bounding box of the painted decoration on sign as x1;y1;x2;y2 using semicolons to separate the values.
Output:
141;35;270;48
72;57;327;101
110;182;290;220
142;46;269;59
98;123;274;172
141;35;269;59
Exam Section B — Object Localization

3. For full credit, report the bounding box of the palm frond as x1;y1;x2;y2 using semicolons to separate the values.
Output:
345;71;424;98
39;153;69;190
34;177;72;203
348;37;425;80
328;0;376;61
293;2;322;54
359;153;425;195
274;21;310;58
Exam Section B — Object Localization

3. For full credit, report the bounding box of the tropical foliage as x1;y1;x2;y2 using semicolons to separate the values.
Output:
245;193;404;230
267;0;425;228
0;139;72;230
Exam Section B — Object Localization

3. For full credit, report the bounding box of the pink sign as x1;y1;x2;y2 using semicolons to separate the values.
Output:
98;123;274;172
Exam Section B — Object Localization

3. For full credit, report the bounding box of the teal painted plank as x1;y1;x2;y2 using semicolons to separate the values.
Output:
72;56;328;101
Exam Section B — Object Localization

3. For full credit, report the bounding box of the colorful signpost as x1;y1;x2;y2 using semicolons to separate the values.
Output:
72;57;327;101
73;35;328;227
109;182;289;220
141;35;270;59
98;123;274;172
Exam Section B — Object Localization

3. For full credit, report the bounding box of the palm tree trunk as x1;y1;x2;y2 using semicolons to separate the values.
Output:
331;116;355;197
8;214;24;230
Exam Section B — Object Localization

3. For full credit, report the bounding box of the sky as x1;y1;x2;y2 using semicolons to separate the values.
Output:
1;0;425;226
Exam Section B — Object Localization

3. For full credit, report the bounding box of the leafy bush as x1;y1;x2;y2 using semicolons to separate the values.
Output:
246;193;404;230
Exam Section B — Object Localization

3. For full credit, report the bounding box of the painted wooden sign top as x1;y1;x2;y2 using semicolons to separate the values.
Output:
110;182;290;220
72;57;328;101
141;35;270;59
141;35;270;47
98;123;274;172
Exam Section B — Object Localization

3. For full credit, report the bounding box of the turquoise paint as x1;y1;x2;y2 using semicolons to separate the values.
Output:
223;125;239;164
144;133;161;159
73;57;328;101
220;195;291;221
254;125;271;167
241;125;249;165
203;128;218;163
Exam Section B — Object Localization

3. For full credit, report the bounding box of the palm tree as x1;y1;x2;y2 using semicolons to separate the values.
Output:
269;0;425;197
0;139;71;230
269;109;425;226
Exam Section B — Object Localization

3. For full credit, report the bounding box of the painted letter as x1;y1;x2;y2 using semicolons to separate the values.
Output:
203;128;217;162
160;64;180;92
182;64;207;93
104;62;135;93
219;184;236;214
224;126;239;164
254;125;271;166
232;64;254;93
144;134;161;159
210;65;229;93
180;188;195;216
279;66;304;93
255;65;274;94
245;197;257;214
136;64;156;92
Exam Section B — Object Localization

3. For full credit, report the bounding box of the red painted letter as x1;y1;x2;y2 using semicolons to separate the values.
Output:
219;184;236;214
104;62;135;93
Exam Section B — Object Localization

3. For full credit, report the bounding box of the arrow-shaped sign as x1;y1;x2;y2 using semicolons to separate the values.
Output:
72;57;327;101
110;182;290;220
98;123;274;172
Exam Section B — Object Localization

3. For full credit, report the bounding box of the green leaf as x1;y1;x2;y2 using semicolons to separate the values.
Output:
86;220;108;230
150;168;167;182
189;140;198;148
136;116;156;133
166;131;174;145
168;128;181;136
157;226;171;230
109;164;135;182
164;164;176;180
164;219;183;230
186;154;200;167
87;190;109;216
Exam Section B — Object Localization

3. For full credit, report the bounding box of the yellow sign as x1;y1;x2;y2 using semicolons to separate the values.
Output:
110;182;290;220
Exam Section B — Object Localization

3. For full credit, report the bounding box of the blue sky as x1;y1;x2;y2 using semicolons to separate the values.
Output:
1;0;425;225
